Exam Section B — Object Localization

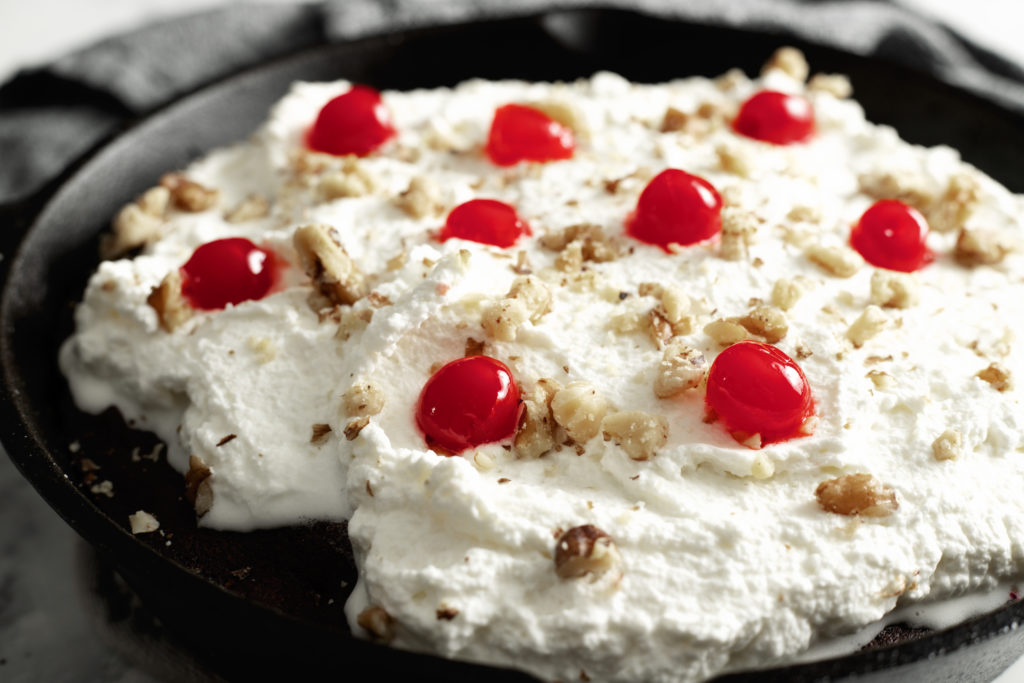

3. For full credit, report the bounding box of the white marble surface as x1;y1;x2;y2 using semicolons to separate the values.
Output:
1;1;1024;681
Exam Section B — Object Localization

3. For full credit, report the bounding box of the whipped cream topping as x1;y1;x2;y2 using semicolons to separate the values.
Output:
60;63;1024;682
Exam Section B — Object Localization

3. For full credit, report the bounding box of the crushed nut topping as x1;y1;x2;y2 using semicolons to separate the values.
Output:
395;175;445;218
310;423;333;444
344;417;370;440
185;455;213;517
343;383;385;417
224;194;270;223
815;473;898;517
808;73;853;98
436;605;460;621
870;270;919;309
955;228;1012;266
318;156;376;199
515;379;561;459
928;173;981;234
806;244;863;278
551;382;608;444
481;276;552;342
654;341;706;398
716;142;754;178
932;429;963;461
554;525;621;579
160;173;219;212
601;411;669;461
293;223;367;306
660;106;689;133
847;305;888;348
101;202;164;259
146;270;192;332
857;170;935;211
736;306;788;343
977;363;1012;392
128;510;160;535
357;606;396;641
720;207;759;261
866;369;894;390
540;223;619;263
761;46;809;82
771;276;812;311
704;319;751;347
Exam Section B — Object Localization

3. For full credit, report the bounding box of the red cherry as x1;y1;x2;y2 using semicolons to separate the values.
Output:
850;200;933;272
416;356;522;454
733;91;815;145
626;169;722;250
307;85;396;156
180;238;275;310
486;104;575;166
705;341;814;446
440;199;530;248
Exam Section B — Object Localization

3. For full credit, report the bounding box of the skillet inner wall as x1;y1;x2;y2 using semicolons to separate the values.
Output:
5;9;1024;682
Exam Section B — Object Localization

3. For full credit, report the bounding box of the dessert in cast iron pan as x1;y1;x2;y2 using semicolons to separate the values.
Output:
2;8;1024;682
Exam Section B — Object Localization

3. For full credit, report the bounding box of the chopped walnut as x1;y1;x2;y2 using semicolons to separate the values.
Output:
515;379;561;459
761;46;809;81
608;311;645;334
720;207;759;261
551;382;608;444
654;341;706;398
771;276;811;311
395;176;444;218
932;429;963;461
704;319;751;347
928;173;981;233
160;173;219;212
344;417;370;440
554;525;620;579
310;423;332;445
716;142;754;178
540;223;619;263
185;455;213;517
806;244;863;278
847;305;888;348
715;68;749;92
977;363;1012;392
601;411;669;461
101;204;164;259
808;73;853;98
660;106;689;132
318;156;376;200
481;276;552;341
647;309;674;347
955;228;1012;266
136;186;170;217
815;473;898;517
787;204;822;223
357;606;395;641
293;223;367;306
870;270;919;309
225;194;270;223
343;383;385;417
857;170;935;210
128;510;160;534
736;306;788;343
146;270;192;332
866;369;894;390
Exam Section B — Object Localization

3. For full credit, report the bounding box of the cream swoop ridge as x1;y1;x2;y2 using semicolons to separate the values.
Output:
60;48;1024;682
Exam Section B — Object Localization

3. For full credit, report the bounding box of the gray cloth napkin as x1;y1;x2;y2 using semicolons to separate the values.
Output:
2;0;1023;206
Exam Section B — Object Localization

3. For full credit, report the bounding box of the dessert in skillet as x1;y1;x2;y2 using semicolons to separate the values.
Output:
60;48;1024;682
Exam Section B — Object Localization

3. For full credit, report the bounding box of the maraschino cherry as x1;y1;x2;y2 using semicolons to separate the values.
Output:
416;356;522;454
486;104;575;166
850;199;933;272
439;199;530;248
307;85;396;156
180;237;276;310
705;341;814;446
626;169;722;251
733;91;815;145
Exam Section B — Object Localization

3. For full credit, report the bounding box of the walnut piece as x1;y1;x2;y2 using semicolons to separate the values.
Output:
704;319;751;347
185;455;213;517
128;510;160;534
551;382;608;444
932;429;963;461
225;194;270;223
515;379;561;459
310;423;332;445
293;223;367;306
101;203;164;259
554;525;620;579
481;276;552;341
540;223;619;265
870;270;919;309
716;142;754;178
160;173;219;212
601;411;669;461
977;363;1012;392
660;106;689;132
857;170;935;211
318;156;376;199
654;341;706;398
847;305;888;348
395;176;444;218
771;276;812;311
736;306;788;343
357;606;396;641
955;228;1012;266
815;473;898;517
146;270;192;332
761;46;809;81
806;244;863;278
928;173;981;233
808;73;853;98
344;417;370;440
720;207;759;261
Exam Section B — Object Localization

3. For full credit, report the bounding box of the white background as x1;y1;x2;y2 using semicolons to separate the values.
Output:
0;1;1023;681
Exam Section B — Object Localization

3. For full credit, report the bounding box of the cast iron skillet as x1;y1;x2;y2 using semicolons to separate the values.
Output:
3;8;1024;682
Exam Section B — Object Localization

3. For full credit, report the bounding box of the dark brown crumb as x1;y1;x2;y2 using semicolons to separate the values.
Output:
310;424;332;444
497;478;511;484
216;434;237;447
862;623;931;649
436;606;460;621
